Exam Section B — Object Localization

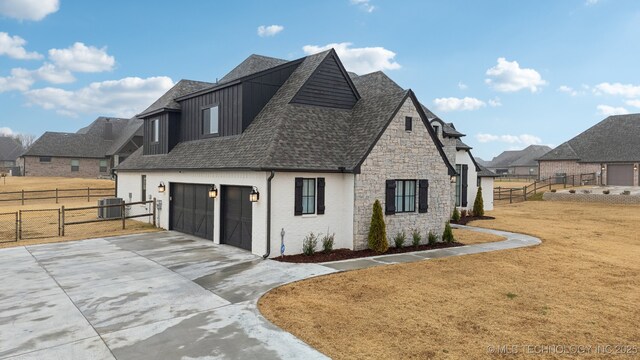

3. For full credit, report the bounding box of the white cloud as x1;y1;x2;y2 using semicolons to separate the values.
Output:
302;42;400;74
594;82;640;98
485;57;547;93
25;76;175;117
350;0;375;12
457;81;468;90
257;25;284;37
0;32;42;60
585;0;599;5
0;127;16;136
433;97;486;112
33;63;75;84
596;104;629;116
48;43;115;73
476;133;543;146
625;99;640;108
557;85;578;96
488;97;502;107
0;0;59;21
0;68;34;92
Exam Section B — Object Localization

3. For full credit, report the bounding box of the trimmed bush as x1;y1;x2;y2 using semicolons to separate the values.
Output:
321;232;335;253
473;186;485;217
569;189;576;194
551;189;557;193
603;190;610;195
393;231;406;248
460;209;467;218
451;207;461;222
302;232;318;256
622;190;631;195
411;229;421;247
442;222;455;243
368;200;388;253
428;231;438;245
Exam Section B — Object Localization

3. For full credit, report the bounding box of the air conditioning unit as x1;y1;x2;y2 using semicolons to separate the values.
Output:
97;197;123;219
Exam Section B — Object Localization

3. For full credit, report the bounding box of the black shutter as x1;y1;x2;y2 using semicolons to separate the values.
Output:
294;177;303;216
461;165;468;207
317;177;325;215
419;179;429;213
385;180;396;215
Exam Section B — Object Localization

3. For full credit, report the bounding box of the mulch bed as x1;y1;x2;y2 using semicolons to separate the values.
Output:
451;215;495;226
274;242;465;263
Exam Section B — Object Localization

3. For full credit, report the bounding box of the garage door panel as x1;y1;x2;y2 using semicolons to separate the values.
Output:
608;164;634;186
170;183;214;240
222;186;252;251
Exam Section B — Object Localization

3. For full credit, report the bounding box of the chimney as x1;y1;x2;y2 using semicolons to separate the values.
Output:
104;120;113;140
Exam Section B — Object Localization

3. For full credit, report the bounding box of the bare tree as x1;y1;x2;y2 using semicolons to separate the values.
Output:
13;133;37;149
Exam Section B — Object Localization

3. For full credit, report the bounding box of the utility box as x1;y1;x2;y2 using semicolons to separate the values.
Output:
98;198;123;219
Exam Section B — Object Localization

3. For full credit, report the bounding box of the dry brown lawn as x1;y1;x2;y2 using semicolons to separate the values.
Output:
259;201;640;359
493;180;532;188
453;228;505;245
0;176;113;193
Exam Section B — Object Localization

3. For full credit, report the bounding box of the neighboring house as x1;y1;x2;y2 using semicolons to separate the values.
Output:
116;50;457;257
21;117;143;178
486;145;552;176
0;137;23;175
538;114;640;186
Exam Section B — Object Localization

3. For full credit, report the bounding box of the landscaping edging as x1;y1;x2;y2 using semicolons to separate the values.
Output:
543;192;640;204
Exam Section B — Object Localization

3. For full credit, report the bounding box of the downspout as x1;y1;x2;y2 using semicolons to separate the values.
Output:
112;168;118;198
262;170;275;259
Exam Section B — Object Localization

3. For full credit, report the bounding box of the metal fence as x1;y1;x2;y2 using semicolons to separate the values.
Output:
0;199;156;242
0;187;115;205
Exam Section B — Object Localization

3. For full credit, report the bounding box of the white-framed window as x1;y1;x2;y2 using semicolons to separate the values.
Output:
203;106;219;135
395;180;416;213
455;164;462;206
71;159;80;172
151;119;159;142
99;160;108;173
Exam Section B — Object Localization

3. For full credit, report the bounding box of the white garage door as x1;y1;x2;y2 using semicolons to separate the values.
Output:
607;164;634;186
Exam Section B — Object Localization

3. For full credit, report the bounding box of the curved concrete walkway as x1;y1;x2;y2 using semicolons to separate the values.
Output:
320;224;541;271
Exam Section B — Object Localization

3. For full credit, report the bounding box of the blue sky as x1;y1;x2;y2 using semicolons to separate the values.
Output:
1;0;639;160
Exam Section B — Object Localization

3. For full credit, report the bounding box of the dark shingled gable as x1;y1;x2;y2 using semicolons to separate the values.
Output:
117;50;456;175
138;80;214;117
538;114;640;163
0;137;23;161
219;54;288;83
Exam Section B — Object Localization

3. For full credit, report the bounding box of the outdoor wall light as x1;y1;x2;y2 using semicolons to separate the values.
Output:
450;175;457;183
158;182;166;193
250;187;260;202
208;184;218;199
635;164;638;171
601;165;606;171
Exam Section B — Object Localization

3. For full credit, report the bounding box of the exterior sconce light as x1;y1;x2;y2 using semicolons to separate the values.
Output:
635;164;638;171
208;184;218;199
158;182;166;193
601;165;606;171
249;187;260;202
450;175;457;183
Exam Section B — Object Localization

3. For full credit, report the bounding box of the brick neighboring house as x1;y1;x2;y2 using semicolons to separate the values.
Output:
116;50;459;257
0;136;23;175
538;114;640;186
486;145;552;176
21;117;143;178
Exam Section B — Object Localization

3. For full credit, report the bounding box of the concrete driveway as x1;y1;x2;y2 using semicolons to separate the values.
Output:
0;232;335;360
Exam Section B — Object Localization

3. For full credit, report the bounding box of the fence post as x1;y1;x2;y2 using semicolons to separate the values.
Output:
152;198;157;227
18;210;22;240
56;188;59;204
57;208;61;236
523;186;527;201
87;187;90;202
21;189;24;205
509;188;513;204
498;187;501;200
121;200;126;230
14;212;18;241
61;206;65;236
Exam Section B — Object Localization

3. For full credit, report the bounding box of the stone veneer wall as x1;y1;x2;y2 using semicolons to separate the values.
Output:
23;156;108;178
543;192;640;204
353;98;452;250
539;160;601;184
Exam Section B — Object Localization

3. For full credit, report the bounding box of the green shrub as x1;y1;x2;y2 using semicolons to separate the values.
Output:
451;207;461;222
460;209;467;218
321;232;335;253
393;231;406;248
569;189;576;194
368;200;388;253
302;232;318;256
473;186;485;217
442;222;454;243
411;229;421;247
428;231;438;245
550;189;557;193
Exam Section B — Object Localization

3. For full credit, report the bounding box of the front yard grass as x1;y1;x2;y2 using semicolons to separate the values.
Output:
259;201;640;359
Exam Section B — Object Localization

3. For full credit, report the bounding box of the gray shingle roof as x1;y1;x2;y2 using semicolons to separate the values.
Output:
488;145;551;168
117;50;455;175
23;117;141;158
106;118;143;155
428;117;464;137
477;165;498;177
219;54;288;84
456;138;472;150
538;114;640;163
138;80;214;117
0;137;22;161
